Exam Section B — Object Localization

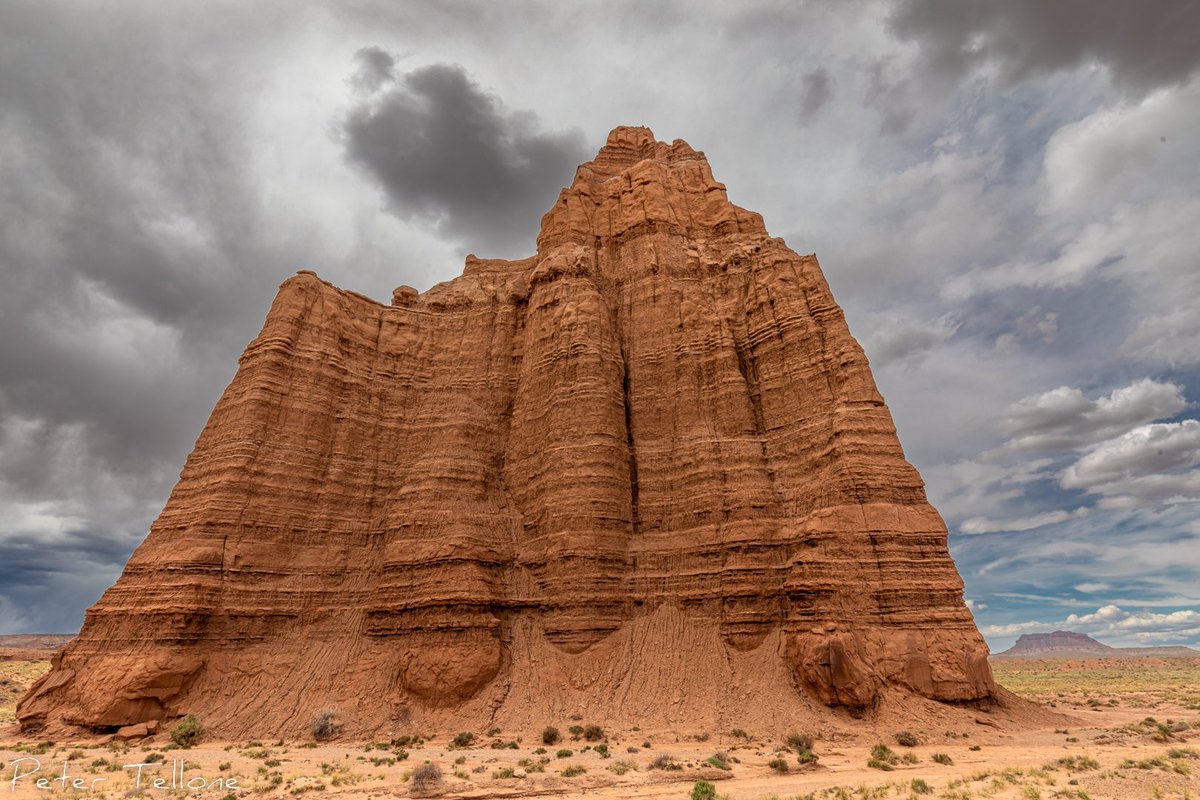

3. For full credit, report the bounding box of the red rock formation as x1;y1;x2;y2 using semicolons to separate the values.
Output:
19;126;997;738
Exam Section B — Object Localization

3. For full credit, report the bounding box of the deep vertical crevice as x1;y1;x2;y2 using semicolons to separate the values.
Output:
734;337;768;439
622;347;640;535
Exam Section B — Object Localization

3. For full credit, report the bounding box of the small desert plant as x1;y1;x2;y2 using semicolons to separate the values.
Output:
785;732;814;753
911;778;932;794
608;759;638;775
868;743;898;771
560;764;586;777
491;767;514;779
730;728;751;741
1057;755;1100;771
542;726;560;745
691;780;717;800
556;749;573;758
931;752;953;765
768;757;789;773
583;724;605;741
310;710;341;742
650;754;682;771
410;763;443;794
170;714;203;747
568;724;584;739
705;753;730;770
451;731;475;748
797;749;819;766
895;731;919;747
595;743;610;758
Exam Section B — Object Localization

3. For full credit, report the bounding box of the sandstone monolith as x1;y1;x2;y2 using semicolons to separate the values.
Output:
20;127;998;738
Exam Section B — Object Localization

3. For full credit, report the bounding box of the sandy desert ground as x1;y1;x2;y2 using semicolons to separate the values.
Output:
2;656;1197;800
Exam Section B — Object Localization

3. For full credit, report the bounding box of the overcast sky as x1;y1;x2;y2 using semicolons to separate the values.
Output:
2;0;1198;651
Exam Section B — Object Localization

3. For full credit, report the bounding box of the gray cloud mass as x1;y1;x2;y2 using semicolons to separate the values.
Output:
889;0;1200;96
340;58;588;257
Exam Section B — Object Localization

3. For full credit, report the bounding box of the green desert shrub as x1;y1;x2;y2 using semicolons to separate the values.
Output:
895;731;919;747
704;753;730;770
542;726;560;745
170;714;203;747
451;731;475;748
768;757;789;773
868;743;898;771
690;780;717;800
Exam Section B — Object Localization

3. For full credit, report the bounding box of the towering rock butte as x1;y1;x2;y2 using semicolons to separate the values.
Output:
20;126;999;738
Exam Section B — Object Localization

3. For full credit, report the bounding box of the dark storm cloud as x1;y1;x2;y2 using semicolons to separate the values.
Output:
340;58;588;257
0;1;320;633
798;67;834;120
889;0;1200;96
350;46;397;92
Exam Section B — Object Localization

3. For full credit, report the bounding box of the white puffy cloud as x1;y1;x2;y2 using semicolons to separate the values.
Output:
1061;420;1200;506
1001;378;1186;452
1064;420;1200;486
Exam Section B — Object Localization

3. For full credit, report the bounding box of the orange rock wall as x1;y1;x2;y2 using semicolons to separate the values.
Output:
19;127;995;737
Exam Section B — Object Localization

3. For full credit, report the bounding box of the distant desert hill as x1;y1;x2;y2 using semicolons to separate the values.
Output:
993;630;1200;659
0;634;74;662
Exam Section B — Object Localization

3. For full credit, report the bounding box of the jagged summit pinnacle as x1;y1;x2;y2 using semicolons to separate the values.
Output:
583;125;703;176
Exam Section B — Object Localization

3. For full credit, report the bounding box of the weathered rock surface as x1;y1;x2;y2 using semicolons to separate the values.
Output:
19;126;998;738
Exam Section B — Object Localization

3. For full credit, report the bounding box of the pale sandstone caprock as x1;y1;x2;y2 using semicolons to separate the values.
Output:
20;127;1000;738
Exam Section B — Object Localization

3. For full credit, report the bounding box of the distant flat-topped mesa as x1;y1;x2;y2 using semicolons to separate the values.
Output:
20;126;1001;738
994;630;1200;659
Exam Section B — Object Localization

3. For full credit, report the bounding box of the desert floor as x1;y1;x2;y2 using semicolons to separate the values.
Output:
2;657;1198;800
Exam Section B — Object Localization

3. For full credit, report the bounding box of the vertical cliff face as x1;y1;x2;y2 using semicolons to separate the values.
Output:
20;127;997;737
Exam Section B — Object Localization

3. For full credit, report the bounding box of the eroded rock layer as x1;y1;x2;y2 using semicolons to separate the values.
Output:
20;127;997;737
